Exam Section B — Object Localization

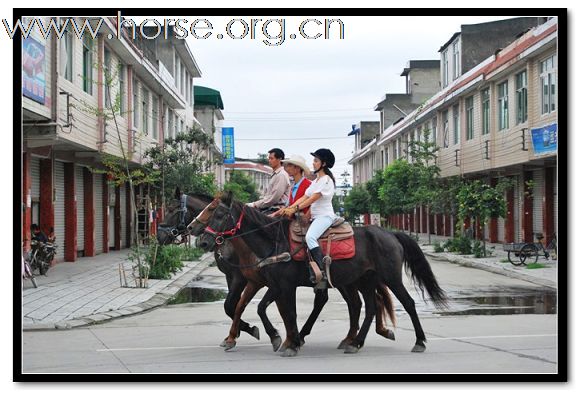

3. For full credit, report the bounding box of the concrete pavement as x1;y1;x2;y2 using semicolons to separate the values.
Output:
20;232;558;331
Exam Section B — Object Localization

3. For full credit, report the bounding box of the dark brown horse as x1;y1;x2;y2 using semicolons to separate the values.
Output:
198;192;447;356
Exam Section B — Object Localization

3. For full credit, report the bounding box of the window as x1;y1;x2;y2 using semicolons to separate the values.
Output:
118;64;125;114
481;88;490;135
82;36;93;94
453;104;460;145
60;26;73;82
498;81;509;130
152;95;158;139
465;96;474;140
104;48;111;107
142;88;149;135
431;118;437;144
515;71;528;124
540;55;557;114
442;110;449;148
132;78;139;128
452;40;460;79
442;50;449;87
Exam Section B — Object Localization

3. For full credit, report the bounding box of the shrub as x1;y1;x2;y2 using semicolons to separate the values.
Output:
179;245;204;261
130;241;185;280
433;241;444;253
443;236;473;254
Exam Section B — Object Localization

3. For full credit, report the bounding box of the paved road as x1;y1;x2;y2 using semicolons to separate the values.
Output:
21;258;558;374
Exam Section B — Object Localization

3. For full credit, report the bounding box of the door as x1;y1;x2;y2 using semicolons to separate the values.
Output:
76;165;85;253
54;161;66;262
94;174;104;254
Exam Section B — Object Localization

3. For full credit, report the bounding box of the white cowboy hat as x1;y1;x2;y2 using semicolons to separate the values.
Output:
282;154;310;174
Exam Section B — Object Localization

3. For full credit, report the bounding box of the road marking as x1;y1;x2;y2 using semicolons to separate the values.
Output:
429;334;557;341
97;343;272;352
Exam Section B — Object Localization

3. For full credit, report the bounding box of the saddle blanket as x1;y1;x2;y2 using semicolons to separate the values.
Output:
289;237;356;261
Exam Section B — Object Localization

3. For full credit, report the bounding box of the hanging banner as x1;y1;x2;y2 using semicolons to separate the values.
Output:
22;37;46;104
530;123;557;156
222;127;235;164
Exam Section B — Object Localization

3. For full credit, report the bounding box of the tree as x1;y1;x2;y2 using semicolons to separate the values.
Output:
366;172;387;216
378;159;416;232
343;184;371;223
223;170;259;203
456;179;508;257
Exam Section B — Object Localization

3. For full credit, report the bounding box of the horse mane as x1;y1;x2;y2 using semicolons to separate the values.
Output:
230;200;290;243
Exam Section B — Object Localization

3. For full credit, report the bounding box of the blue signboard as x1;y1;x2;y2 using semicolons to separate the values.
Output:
530;123;557;155
222;127;235;164
22;37;46;104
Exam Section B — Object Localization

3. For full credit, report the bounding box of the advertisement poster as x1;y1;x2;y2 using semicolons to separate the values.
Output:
22;37;46;104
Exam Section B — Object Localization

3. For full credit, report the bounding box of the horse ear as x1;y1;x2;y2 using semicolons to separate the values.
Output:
221;190;234;206
175;186;181;200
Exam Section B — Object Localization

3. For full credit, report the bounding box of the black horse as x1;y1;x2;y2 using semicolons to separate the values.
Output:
198;191;448;356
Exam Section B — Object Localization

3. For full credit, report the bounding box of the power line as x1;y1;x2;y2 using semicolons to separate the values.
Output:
227;108;375;114
236;136;352;141
228;115;377;122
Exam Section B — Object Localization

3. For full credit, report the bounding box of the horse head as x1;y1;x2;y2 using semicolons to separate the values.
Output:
156;191;213;245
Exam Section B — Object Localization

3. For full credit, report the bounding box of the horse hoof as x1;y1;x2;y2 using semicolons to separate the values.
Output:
386;330;395;341
251;326;260;340
219;338;227;347
223;341;237;351
411;344;426;353
344;345;359;354
281;348;298;357
337;340;349;350
299;338;305;347
271;335;282;352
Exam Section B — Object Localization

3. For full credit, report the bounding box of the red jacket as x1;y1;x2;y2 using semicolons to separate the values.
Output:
289;177;312;214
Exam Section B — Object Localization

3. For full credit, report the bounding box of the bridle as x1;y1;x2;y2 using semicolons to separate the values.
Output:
157;194;191;244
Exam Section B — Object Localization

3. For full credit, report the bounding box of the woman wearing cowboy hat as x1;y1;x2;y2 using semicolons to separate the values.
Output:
272;154;312;217
281;149;338;289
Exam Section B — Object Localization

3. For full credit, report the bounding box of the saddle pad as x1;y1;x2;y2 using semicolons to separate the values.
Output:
289;219;354;243
290;236;356;261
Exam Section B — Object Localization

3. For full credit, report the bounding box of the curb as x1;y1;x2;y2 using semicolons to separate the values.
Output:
425;252;557;290
24;252;216;331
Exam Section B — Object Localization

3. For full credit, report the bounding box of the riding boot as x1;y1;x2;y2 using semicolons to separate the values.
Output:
309;246;328;289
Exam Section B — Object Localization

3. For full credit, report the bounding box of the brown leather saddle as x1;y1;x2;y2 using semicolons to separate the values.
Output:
289;216;354;243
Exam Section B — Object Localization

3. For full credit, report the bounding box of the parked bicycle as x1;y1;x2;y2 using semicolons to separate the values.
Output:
503;233;557;266
22;253;38;288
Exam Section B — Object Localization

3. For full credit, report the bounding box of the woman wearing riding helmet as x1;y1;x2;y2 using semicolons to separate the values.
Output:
282;148;338;289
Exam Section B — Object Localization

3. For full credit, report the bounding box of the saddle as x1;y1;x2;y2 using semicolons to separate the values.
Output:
288;216;356;262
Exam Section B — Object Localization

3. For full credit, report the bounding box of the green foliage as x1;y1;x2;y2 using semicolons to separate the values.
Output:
129;240;185;279
223;170;259;203
526;262;547;269
366;172;387;214
343;184;371;221
378;160;415;215
179;245;204;261
433;241;445;253
456;180;507;224
443;235;473;255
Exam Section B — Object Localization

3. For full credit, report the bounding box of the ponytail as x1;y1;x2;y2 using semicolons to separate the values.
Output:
324;167;336;186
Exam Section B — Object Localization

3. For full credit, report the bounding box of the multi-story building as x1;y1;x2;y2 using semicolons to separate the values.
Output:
349;17;558;244
224;160;273;196
22;17;209;262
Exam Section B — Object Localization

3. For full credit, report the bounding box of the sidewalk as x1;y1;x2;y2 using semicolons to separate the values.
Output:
414;232;558;290
22;249;215;331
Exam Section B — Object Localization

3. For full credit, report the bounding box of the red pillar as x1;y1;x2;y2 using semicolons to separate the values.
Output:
436;214;443;236
444;214;451;237
102;177;109;253
114;185;121;250
409;212;415;232
429;213;434;235
523;171;534;242
22;152;32;251
505;186;515;243
126;182;132;247
84;169;95;257
421;206;427;233
64;163;77;262
489;178;498;243
475;218;484;240
543;167;554;240
39;158;54;239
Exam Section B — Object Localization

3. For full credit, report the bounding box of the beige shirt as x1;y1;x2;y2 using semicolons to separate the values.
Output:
249;167;290;209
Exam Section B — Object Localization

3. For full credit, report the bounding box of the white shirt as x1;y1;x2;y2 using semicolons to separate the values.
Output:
305;175;335;218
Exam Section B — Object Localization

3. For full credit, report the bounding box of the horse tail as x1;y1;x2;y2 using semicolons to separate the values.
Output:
377;283;396;327
393;232;448;309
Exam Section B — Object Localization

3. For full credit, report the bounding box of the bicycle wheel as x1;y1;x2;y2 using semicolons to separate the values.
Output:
508;250;524;266
519;243;539;265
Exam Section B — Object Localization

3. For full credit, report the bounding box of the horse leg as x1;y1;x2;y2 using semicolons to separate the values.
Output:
278;287;301;358
375;285;395;341
345;276;377;354
222;281;261;351
257;287;283;352
298;288;328;347
336;285;361;350
388;280;427;352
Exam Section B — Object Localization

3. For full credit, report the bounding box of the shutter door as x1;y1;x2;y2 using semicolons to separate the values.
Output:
94;174;104;254
497;216;505;243
54;161;66;262
533;169;544;236
31;157;40;198
120;184;127;248
554;168;558;235
76;166;85;252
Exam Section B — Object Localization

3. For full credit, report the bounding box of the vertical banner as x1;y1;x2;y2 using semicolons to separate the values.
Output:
22;37;46;104
530;123;557;155
222;127;235;164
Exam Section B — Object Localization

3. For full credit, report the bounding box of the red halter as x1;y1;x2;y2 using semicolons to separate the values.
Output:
204;206;246;244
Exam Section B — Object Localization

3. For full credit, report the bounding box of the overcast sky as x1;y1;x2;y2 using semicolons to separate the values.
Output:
149;14;536;184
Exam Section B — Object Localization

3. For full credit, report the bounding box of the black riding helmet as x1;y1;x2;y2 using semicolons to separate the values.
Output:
310;148;335;169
